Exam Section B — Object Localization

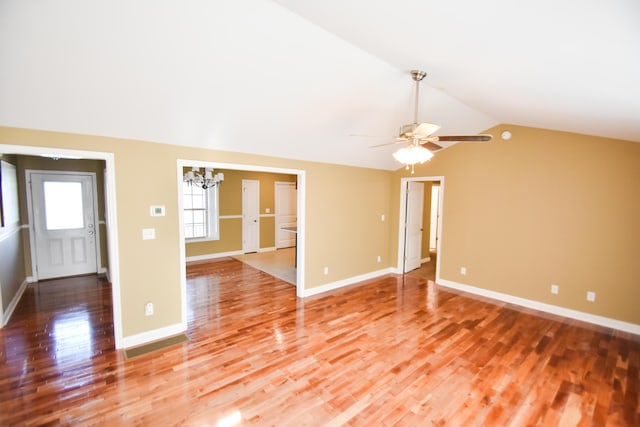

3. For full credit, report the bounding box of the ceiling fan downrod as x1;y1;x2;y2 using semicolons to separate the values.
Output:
410;70;426;124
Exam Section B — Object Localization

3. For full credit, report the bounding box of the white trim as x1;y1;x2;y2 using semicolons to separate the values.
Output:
1;279;28;327
437;278;640;335
185;236;220;244
188;248;281;259
0;144;123;349
186;250;243;263
26;276;37;283
421;256;431;264
177;159;306;299
25;170;102;281
219;214;242;219
0;222;20;243
397;176;444;278
120;322;186;349
260;213;276;218
301;268;394;297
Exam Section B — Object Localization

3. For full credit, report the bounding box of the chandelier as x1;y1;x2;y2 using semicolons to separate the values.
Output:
392;138;434;174
183;167;224;189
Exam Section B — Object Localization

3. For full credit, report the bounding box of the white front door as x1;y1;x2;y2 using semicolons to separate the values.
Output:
275;181;297;248
29;171;98;280
404;181;424;272
242;179;260;253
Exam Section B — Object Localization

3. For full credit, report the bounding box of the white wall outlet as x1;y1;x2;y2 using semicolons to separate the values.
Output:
551;284;559;295
381;214;385;222
145;302;154;316
265;208;270;213
323;266;329;275
587;291;596;302
377;255;381;263
142;228;156;240
460;266;467;275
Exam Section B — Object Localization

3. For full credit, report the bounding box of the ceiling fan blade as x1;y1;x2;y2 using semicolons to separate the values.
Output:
349;133;393;138
413;122;441;137
420;141;443;151
435;134;492;142
368;138;407;148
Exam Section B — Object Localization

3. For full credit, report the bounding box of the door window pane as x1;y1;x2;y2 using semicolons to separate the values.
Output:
44;181;84;230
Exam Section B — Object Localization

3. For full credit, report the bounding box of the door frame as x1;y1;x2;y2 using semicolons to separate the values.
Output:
25;170;102;281
397;176;444;279
177;159;306;300
0;144;123;348
274;181;296;249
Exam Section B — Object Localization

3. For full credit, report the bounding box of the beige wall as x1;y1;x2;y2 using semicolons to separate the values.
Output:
185;169;296;257
0;126;393;339
8;122;635;339
0;154;26;317
395;124;640;325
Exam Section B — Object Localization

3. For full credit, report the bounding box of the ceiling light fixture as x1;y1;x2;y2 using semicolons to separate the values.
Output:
392;137;434;174
183;167;224;189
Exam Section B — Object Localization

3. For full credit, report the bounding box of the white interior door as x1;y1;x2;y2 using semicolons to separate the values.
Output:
242;179;260;253
405;181;424;272
29;171;98;280
275;182;297;248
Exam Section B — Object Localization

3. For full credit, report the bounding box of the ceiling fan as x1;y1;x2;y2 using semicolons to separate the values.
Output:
372;70;492;173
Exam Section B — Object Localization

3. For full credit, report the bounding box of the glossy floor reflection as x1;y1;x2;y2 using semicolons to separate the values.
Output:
1;260;639;425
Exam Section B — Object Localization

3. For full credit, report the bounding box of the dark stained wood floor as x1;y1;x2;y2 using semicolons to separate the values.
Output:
1;258;639;426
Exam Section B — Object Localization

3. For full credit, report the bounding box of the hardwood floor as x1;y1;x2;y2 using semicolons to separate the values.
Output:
1;260;639;426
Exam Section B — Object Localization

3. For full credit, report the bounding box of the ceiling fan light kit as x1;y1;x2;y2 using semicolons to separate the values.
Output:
374;69;492;172
392;142;434;174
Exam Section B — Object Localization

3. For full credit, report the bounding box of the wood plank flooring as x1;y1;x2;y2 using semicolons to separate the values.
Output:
1;259;639;426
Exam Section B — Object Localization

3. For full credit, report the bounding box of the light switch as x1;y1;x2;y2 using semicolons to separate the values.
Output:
142;228;156;240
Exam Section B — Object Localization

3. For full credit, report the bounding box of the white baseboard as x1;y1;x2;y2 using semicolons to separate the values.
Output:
258;247;276;253
186;250;243;263
421;256;431;263
302;267;394;297
2;279;28;327
437;278;640;336
26;275;37;283
120;322;187;349
103;268;111;283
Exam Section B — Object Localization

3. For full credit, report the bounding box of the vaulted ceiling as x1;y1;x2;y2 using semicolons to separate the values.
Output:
1;0;638;170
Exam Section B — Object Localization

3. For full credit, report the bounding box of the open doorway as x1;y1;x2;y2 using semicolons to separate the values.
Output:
397;176;444;281
177;160;306;305
0;144;123;348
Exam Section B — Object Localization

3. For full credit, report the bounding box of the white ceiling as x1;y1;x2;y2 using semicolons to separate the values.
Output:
1;0;638;170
